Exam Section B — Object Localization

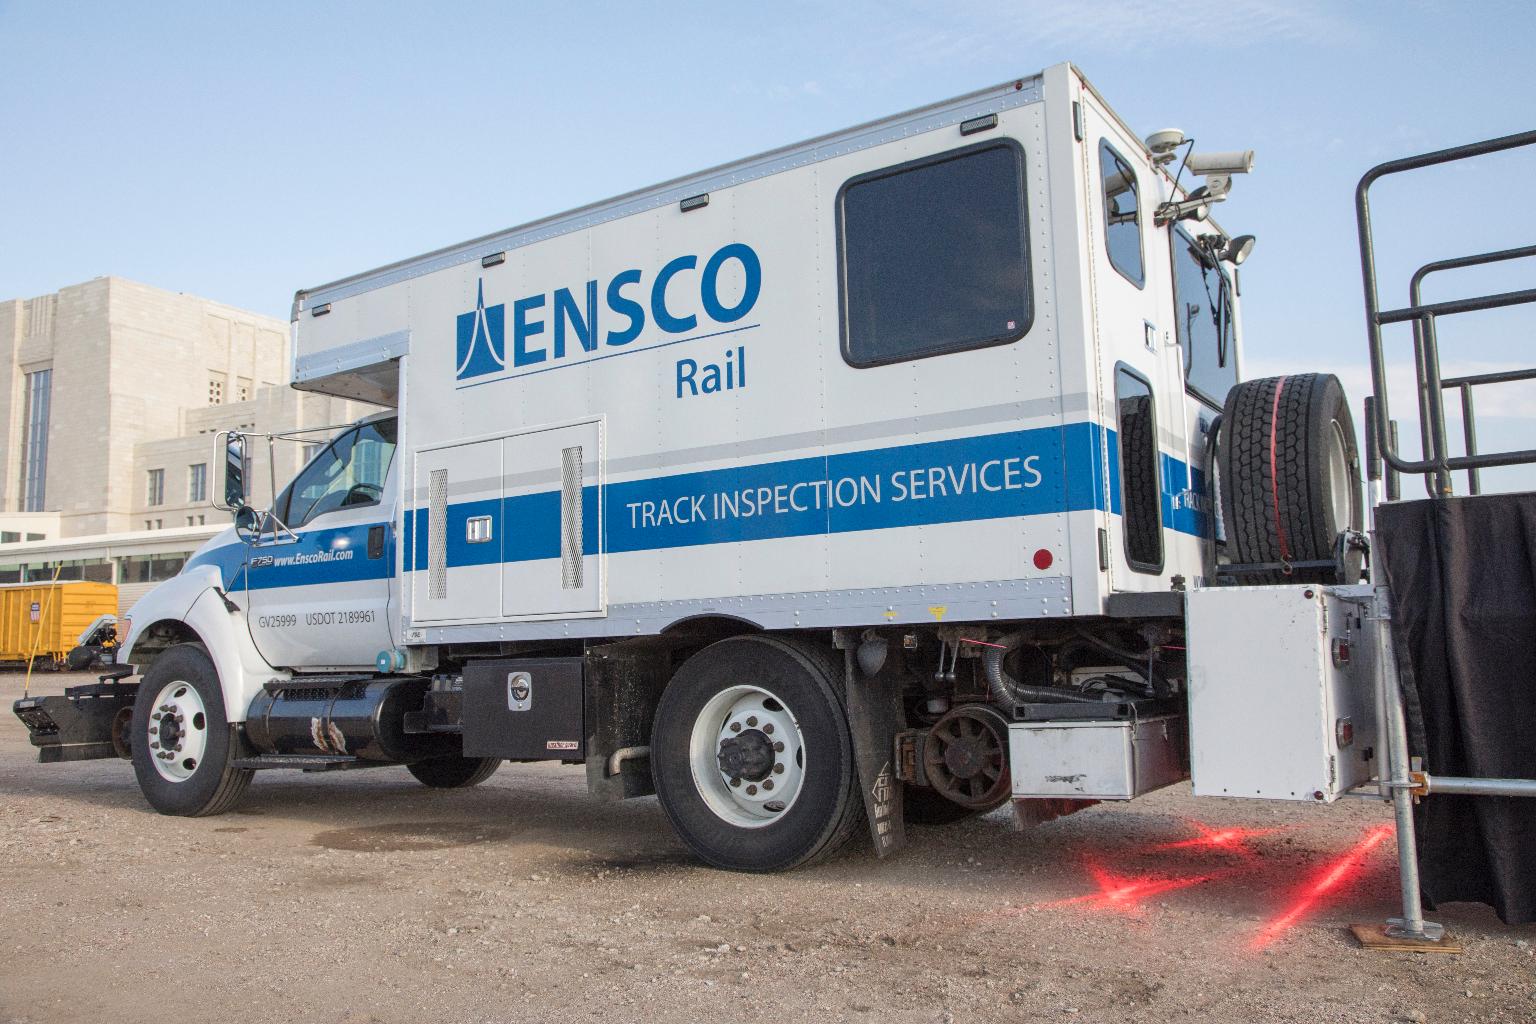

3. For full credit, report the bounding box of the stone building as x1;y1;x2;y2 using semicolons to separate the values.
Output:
0;277;379;611
0;276;291;537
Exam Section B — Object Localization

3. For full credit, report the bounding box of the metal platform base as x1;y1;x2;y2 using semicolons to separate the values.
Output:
1348;923;1463;954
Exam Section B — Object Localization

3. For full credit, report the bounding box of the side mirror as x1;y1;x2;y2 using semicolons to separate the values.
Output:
214;431;249;512
233;505;261;543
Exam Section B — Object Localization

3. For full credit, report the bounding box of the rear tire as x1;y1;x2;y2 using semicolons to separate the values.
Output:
407;755;501;789
1219;373;1363;583
651;635;863;872
130;644;252;816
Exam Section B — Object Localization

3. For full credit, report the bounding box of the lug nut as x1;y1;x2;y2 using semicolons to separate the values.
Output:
773;763;784;774
150;742;160;750
148;727;158;735
729;723;741;733
152;712;162;721
773;741;785;752
763;723;774;735
746;716;758;727
730;778;741;788
746;785;758;796
763;780;774;791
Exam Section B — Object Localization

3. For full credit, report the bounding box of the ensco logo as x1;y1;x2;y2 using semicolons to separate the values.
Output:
454;242;762;383
456;280;505;380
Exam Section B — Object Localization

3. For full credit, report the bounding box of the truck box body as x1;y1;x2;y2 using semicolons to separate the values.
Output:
290;63;1226;649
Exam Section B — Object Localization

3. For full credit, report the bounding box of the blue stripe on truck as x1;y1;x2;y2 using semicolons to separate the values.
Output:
187;420;1209;591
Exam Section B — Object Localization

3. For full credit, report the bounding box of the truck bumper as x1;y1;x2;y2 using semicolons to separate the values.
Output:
12;672;138;763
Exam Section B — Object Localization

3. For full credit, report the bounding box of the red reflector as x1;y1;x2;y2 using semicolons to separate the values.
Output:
1033;548;1054;570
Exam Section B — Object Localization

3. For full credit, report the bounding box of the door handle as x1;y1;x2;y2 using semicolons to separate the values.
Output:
367;525;386;559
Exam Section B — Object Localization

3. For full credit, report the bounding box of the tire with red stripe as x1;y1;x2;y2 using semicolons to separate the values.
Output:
1218;373;1363;583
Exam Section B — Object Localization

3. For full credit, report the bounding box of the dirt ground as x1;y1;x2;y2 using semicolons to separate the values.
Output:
1;672;1532;1024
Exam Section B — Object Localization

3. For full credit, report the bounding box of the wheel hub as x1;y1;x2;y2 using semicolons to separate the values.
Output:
146;680;209;783
717;729;775;782
942;732;990;779
688;684;807;829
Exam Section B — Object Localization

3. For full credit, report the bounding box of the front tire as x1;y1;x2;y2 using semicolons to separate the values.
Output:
130;643;252;816
407;755;501;788
651;636;862;872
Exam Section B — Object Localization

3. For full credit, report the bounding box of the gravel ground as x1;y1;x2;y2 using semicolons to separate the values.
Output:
2;671;1533;1024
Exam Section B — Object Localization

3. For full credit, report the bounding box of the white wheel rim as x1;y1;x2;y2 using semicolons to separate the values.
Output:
1328;421;1352;529
688;684;806;829
148;679;209;782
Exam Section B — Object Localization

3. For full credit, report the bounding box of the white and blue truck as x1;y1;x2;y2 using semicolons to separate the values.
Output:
15;63;1370;871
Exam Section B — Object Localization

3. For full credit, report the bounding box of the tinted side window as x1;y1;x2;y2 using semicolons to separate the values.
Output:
1171;230;1238;406
839;141;1031;367
277;419;398;529
1115;368;1163;572
1100;142;1144;288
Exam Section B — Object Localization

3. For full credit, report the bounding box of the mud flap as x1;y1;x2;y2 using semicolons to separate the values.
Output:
843;649;906;858
584;640;673;801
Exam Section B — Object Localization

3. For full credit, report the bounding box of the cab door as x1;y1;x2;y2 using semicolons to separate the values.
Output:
244;418;398;670
1079;98;1173;592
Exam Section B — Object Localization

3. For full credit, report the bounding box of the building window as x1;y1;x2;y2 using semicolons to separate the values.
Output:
144;520;153;531
1101;141;1144;288
119;554;186;583
188;462;207;503
146;468;165;506
19;368;51;512
838;140;1032;367
0;532;17;544
1171;228;1239;407
197;514;205;525
209;373;226;405
1115;366;1163;573
236;377;251;402
24;533;42;542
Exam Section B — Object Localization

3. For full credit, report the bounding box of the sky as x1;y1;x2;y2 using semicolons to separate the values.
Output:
2;0;1533;492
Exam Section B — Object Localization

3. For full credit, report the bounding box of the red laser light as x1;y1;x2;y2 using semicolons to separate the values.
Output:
1153;820;1286;856
1250;823;1394;950
1037;862;1213;916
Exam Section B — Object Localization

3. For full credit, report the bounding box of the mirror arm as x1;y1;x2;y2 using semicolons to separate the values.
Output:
263;509;298;544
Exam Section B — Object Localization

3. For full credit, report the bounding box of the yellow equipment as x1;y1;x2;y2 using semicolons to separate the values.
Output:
0;581;118;669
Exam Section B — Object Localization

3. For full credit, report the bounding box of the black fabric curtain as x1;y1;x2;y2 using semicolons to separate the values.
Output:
1376;494;1536;925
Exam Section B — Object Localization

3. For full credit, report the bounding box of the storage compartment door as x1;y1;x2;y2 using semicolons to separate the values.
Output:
501;419;603;618
410;438;503;623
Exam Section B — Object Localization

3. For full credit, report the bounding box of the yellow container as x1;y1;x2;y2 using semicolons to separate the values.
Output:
0;581;118;667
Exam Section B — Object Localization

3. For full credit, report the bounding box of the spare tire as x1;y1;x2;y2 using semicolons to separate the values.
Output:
1219;373;1363;584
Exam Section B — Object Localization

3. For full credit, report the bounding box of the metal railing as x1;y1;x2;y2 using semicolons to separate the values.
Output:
1356;130;1536;496
1355;132;1536;948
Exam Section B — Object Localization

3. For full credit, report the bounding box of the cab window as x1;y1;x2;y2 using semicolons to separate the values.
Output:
1115;367;1163;573
1100;142;1144;288
276;419;397;529
838;140;1032;367
1171;229;1238;407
